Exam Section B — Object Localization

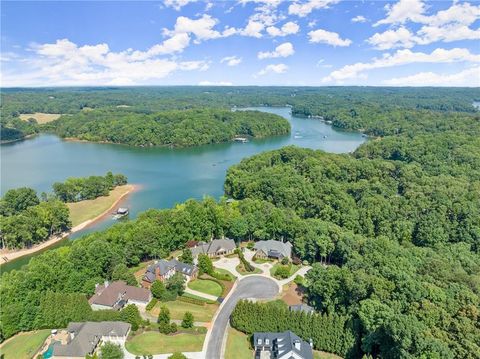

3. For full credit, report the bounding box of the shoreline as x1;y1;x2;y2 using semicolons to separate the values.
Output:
0;184;139;265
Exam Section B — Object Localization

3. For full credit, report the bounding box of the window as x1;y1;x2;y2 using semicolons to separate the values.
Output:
257;339;262;345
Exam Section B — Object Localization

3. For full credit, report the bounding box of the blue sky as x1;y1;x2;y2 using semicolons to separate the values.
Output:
1;0;479;87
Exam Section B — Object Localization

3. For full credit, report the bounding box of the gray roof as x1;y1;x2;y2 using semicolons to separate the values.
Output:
253;331;313;359
53;321;130;357
289;304;315;314
190;238;236;257
253;240;292;258
143;259;197;282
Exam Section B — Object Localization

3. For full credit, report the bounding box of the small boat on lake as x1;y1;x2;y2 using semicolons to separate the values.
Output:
234;137;249;143
113;207;129;219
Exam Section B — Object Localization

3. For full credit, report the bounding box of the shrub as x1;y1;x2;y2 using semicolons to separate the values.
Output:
246;242;255;249
146;298;158;311
198;254;214;275
236;248;255;272
274;265;290;279
281;257;290;265
211;271;233;281
99;342;124;359
168;353;187;359
293;275;304;286
181;312;194;328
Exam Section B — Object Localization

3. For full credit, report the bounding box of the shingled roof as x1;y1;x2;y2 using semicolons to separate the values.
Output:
89;281;151;308
53;321;130;357
253;330;313;359
190;238;236;257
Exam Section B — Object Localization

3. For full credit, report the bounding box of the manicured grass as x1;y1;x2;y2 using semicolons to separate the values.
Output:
188;279;223;297
0;330;50;359
270;263;300;279
253;257;273;264
314;350;343;359
236;263;262;275
214;267;237;279
19;113;62;124
181;293;216;304
67;184;133;226
225;327;252;359
150;300;219;322
125;331;205;355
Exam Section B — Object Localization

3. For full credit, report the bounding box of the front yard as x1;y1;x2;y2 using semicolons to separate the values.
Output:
270;263;300;279
125;331;205;355
225;327;252;359
187;278;223;297
0;330;50;359
149;299;219;322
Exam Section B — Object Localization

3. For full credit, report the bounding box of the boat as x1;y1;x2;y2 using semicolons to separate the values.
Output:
233;137;248;143
113;207;129;219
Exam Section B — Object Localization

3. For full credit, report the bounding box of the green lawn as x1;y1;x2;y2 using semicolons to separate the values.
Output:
214;267;237;279
125;331;205;355
236;263;262;275
225;327;252;359
150;300;219;322
314;350;343;359
188;279;223;297
67;184;133;226
270;263;300;278
0;330;50;359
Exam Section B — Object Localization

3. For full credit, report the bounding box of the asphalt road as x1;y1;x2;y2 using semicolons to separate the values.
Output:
205;276;279;359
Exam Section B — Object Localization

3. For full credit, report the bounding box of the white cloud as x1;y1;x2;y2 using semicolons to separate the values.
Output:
258;42;295;59
166;14;235;42
368;27;417;50
266;21;300;37
383;66;480;86
163;0;197;11
322;47;480;82
374;0;427;26
351;15;367;23
240;20;265;38
2;38;211;87
221;56;242;66
257;63;288;75
372;1;480;48
308;29;352;47
198;80;233;86
288;0;339;17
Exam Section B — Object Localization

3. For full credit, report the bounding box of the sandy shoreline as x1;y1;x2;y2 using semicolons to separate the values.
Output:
0;184;139;265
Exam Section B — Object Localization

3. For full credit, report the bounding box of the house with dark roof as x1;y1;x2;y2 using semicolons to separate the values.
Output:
253;240;292;260
253;331;313;359
52;321;130;358
141;259;198;288
88;280;151;310
190;238;236;258
289;304;315;314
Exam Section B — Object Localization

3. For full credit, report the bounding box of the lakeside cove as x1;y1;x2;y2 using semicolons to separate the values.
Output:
1;107;365;272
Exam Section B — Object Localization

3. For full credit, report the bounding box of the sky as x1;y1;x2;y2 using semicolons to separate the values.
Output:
1;0;479;87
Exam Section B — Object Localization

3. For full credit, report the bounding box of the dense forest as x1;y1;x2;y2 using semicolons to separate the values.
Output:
1;87;478;142
1;87;479;357
0;172;127;249
41;108;290;147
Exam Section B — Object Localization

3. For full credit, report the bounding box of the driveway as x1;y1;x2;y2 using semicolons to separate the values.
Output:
204;275;279;359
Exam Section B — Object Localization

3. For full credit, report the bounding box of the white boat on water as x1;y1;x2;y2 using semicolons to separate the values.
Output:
113;207;129;219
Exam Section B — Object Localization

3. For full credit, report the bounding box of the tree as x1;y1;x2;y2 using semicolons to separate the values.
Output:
0;187;39;216
111;264;137;285
181;312;194;328
151;280;167;300
179;248;193;264
166;272;186;297
120;304;142;331
99;342;124;359
157;306;170;325
168;353;187;359
197;254;214;275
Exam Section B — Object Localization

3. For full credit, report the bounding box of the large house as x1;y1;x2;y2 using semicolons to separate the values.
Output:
190;238;236;258
253;240;292;260
253;331;313;359
89;280;151;310
52;321;130;358
142;259;198;288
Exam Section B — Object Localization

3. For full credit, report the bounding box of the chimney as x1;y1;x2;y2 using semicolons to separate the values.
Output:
294;339;301;351
104;280;109;288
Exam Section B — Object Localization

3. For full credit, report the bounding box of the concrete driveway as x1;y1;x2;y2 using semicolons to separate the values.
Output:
204;275;279;359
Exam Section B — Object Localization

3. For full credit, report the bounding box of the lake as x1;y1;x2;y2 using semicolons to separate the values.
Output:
1;107;365;271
